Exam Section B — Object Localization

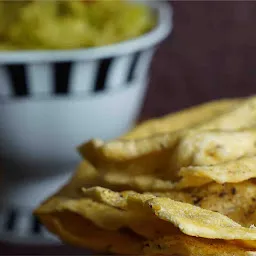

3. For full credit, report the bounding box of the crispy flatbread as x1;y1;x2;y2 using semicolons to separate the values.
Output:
123;98;242;139
79;96;256;162
143;235;256;256
152;180;256;227
176;156;256;189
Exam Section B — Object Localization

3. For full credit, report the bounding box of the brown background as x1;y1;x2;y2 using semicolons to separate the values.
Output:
1;1;256;254
141;0;256;120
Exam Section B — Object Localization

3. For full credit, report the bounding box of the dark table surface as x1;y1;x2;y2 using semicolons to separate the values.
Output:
2;1;256;254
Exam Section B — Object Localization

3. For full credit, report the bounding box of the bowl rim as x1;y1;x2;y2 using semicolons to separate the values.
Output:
0;1;172;64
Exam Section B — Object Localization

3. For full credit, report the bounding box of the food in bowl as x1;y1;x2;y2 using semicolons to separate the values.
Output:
35;96;256;255
0;0;155;50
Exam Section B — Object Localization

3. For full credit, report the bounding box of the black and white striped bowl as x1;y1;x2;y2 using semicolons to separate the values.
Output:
0;1;172;244
0;1;172;176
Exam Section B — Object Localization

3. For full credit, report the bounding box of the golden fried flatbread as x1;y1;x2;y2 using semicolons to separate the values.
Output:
36;186;256;243
123;98;242;139
101;172;175;192
198;96;256;131
176;156;256;189
36;185;256;254
35;190;177;240
79;96;256;163
82;187;256;243
169;130;256;170
152;181;256;227
143;235;256;256
55;160;101;198
91;130;256;191
39;212;143;254
127;195;256;241
35;96;256;255
36;196;127;231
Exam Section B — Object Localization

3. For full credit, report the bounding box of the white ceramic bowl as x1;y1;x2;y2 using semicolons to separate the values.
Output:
0;1;172;176
0;1;172;245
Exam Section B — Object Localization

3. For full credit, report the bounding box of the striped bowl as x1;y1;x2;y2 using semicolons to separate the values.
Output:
0;1;172;177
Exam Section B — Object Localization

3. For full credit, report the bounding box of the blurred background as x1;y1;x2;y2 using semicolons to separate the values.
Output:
1;0;256;254
141;1;256;120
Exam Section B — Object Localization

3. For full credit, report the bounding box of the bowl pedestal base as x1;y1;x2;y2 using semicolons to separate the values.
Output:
0;171;72;245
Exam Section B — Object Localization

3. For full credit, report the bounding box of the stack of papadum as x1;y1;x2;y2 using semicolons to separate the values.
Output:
35;96;256;255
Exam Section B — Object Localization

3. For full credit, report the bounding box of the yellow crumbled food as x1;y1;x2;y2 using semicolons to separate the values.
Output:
0;0;155;50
